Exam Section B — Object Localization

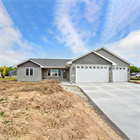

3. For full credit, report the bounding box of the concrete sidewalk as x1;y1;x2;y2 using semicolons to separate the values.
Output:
61;81;140;140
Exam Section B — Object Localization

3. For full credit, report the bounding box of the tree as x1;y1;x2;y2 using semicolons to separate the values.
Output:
130;66;140;74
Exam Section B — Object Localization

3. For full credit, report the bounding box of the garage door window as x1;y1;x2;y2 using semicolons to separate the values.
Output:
89;66;92;69
97;67;99;69
85;66;88;69
81;66;84;69
120;68;122;70
116;68;118;70
101;67;103;69
93;67;96;69
77;66;80;68
104;67;107;69
123;68;125;70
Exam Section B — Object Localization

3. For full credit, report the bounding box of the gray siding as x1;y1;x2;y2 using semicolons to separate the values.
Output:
18;61;40;67
17;61;42;81
96;49;130;67
73;52;112;65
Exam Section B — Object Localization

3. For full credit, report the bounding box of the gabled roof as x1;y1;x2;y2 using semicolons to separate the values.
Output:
30;59;72;68
16;59;72;68
95;47;132;65
67;50;117;65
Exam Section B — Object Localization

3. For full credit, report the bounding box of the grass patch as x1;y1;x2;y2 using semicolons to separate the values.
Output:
0;111;6;117
130;78;140;80
0;76;17;81
4;120;11;124
15;95;19;99
0;98;5;102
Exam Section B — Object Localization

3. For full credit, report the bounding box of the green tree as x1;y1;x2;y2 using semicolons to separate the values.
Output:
130;66;140;74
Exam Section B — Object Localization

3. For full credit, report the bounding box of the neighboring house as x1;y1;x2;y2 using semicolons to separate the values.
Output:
9;70;17;77
16;47;132;83
130;72;140;78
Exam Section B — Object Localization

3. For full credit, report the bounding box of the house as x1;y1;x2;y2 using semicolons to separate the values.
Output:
130;72;140;78
16;47;132;83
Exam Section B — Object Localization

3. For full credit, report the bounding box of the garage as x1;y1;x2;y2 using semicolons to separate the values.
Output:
113;67;128;82
76;65;109;83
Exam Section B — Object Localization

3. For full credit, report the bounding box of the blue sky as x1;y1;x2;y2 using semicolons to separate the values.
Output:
0;0;140;66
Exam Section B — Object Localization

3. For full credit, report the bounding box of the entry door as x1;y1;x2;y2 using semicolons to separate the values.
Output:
76;65;109;83
113;67;127;82
63;69;67;79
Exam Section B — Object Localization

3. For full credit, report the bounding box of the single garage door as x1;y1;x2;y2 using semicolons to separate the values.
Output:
76;65;109;83
113;67;127;82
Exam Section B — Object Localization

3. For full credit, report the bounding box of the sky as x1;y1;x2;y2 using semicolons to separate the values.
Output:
0;0;140;67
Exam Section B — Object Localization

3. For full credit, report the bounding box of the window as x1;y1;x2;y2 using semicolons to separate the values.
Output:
93;67;96;69
85;66;88;69
116;68;118;70
81;66;84;69
104;67;107;69
123;68;125;70
120;68;122;70
26;68;29;76
89;66;92;69
58;69;61;76
48;69;50;76
30;68;33;76
101;67;103;69
26;68;33;76
77;66;80;68
97;67;99;69
51;69;57;76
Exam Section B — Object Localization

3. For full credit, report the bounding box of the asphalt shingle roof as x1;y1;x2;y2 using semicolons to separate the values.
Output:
30;59;72;67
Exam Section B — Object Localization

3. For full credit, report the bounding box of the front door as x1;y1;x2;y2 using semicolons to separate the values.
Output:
63;69;67;79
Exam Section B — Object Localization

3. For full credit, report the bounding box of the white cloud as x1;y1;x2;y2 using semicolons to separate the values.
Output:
54;0;103;54
105;30;140;66
41;36;52;44
102;0;140;43
84;0;103;23
0;0;46;66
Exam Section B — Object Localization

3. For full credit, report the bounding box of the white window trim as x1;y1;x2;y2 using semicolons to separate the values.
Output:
25;67;34;76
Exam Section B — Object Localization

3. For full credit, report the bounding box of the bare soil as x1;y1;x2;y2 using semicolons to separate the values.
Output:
0;80;122;140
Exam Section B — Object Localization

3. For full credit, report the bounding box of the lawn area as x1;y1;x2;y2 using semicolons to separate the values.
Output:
0;80;121;140
0;76;17;81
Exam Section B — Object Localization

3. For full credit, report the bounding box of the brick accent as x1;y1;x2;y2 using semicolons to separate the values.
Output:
109;67;113;83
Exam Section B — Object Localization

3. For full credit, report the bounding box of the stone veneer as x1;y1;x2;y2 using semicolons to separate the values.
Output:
127;70;130;81
109;67;113;83
71;66;76;83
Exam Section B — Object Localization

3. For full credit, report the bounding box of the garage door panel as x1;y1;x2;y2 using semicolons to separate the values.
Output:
113;67;127;82
76;66;109;83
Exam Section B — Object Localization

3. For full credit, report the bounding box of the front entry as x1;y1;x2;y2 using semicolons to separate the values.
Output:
63;69;67;79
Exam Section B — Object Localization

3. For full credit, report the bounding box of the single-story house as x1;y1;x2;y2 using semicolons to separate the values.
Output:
16;47;132;83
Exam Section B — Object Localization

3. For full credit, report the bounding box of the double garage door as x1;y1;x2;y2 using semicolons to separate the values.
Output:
76;65;109;83
76;65;128;83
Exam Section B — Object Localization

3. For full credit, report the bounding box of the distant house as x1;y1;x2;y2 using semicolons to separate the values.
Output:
130;72;140;78
16;47;132;83
9;70;17;77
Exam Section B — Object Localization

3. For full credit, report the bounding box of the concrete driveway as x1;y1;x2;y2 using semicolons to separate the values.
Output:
76;82;140;140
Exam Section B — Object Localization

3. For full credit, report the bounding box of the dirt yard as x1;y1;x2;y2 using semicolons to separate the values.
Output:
0;80;122;140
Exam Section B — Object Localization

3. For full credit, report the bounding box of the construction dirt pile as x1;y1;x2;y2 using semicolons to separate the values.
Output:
0;80;122;140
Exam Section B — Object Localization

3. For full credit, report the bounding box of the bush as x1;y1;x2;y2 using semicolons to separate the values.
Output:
130;66;140;74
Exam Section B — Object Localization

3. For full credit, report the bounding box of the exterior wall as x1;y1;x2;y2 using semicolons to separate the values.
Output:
17;66;42;82
96;49;130;67
73;52;112;65
42;68;69;80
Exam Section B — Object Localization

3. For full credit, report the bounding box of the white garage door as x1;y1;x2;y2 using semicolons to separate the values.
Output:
113;67;127;82
76;65;109;83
